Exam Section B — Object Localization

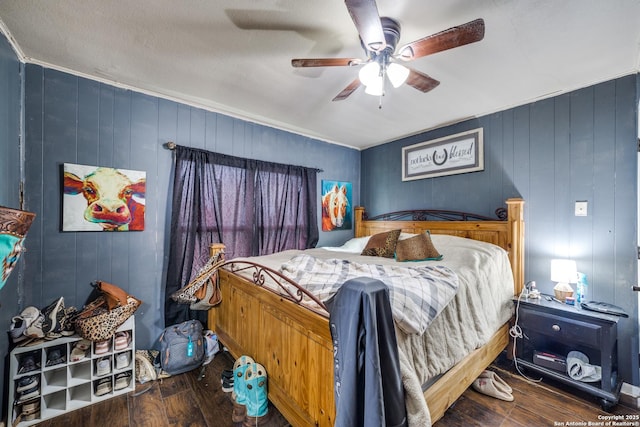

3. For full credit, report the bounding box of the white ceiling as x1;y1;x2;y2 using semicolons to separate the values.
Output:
1;0;639;150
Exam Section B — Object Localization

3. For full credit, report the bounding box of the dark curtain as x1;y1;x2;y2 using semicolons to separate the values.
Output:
164;145;319;326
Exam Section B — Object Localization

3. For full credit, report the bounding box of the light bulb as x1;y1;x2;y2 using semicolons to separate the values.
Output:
364;75;384;96
387;63;410;88
358;62;380;87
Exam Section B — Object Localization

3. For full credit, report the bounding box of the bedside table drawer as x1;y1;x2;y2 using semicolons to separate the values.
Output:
519;309;601;347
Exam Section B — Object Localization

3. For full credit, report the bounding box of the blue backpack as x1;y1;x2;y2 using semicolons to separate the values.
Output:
157;320;205;375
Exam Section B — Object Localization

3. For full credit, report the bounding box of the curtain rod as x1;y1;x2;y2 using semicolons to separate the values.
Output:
162;141;323;172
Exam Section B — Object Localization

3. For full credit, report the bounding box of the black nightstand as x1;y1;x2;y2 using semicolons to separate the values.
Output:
512;295;622;410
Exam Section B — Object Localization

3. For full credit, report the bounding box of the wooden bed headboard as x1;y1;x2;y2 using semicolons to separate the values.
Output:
354;198;525;295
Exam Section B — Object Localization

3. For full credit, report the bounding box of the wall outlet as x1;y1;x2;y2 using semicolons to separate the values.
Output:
575;201;588;216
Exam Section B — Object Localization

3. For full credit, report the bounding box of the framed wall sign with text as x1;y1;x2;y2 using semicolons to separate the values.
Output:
402;128;484;181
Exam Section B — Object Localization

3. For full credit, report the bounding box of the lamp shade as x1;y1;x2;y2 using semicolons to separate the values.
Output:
550;259;578;284
387;63;409;88
358;62;381;87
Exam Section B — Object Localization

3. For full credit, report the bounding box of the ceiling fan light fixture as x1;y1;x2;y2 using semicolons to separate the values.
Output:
387;63;410;88
364;76;384;96
358;62;381;87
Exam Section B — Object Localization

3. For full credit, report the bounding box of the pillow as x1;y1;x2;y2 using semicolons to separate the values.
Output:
321;236;371;253
399;232;418;240
394;232;443;262
361;229;401;258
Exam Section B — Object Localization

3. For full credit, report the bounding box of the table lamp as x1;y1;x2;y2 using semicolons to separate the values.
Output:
551;258;577;302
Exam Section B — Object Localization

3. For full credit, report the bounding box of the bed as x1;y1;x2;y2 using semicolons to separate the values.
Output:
206;198;524;426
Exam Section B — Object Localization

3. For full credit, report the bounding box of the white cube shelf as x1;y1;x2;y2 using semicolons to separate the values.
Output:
8;316;135;426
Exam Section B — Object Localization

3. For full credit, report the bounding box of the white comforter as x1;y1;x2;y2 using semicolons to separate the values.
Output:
227;234;514;426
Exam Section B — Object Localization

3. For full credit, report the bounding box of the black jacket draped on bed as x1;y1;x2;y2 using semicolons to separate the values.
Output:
326;277;407;427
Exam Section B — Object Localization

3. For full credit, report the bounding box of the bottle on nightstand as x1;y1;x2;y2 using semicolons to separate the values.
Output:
576;272;587;304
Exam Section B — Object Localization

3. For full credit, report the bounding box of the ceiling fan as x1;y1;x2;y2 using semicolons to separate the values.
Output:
291;0;485;104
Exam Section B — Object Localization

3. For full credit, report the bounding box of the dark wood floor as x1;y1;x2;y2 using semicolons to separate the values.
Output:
34;351;639;427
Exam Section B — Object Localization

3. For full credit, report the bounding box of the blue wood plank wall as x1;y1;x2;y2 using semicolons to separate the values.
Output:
20;64;360;354
361;75;639;384
0;32;23;414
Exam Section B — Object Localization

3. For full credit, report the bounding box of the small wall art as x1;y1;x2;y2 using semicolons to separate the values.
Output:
62;163;146;231
321;180;352;231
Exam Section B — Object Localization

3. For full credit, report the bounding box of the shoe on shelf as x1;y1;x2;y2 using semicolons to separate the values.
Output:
16;375;39;393
17;383;40;402
9;307;41;344
46;348;65;366
22;409;40;422
60;306;78;336
95;378;112;396
114;331;130;351
20;399;40;416
11;306;42;342
70;346;88;362
23;309;46;340
17;354;39;374
115;352;131;370
71;339;92;361
17;400;41;422
42;297;65;338
94;339;110;355
114;372;132;390
75;339;91;350
95;357;111;376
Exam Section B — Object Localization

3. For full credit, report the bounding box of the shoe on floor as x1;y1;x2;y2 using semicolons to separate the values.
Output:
478;370;512;394
472;370;514;401
221;368;234;392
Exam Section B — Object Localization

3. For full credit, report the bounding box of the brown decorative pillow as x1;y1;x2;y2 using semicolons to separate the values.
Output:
394;232;443;262
361;229;401;258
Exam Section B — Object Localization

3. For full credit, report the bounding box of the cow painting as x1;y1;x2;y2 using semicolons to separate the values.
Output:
321;180;352;231
63;164;146;231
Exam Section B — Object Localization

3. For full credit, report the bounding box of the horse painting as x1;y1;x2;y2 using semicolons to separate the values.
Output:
321;182;351;231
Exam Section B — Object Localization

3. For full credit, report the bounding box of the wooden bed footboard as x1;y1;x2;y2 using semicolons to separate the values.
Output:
207;198;525;426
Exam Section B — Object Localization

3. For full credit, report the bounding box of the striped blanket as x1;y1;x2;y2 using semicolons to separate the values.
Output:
279;254;459;335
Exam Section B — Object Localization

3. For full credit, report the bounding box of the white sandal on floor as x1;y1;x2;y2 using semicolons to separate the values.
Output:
472;370;514;401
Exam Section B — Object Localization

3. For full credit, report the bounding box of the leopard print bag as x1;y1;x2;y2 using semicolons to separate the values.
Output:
75;293;141;341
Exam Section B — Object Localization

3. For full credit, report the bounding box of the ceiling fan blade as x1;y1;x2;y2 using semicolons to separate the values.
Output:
292;58;363;68
405;69;440;93
397;18;485;61
332;78;362;101
344;0;386;52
